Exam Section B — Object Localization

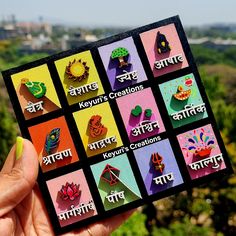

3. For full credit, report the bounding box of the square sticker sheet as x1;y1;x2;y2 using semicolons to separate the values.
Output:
2;16;233;235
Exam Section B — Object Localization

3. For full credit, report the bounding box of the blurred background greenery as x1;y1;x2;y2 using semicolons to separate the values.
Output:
0;15;235;236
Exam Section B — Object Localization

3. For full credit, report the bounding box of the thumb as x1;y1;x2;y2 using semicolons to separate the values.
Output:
0;137;39;217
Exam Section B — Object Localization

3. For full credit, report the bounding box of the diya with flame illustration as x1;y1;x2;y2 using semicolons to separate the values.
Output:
173;85;191;101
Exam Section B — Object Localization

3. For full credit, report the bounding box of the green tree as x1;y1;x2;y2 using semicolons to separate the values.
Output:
0;39;48;168
112;211;148;236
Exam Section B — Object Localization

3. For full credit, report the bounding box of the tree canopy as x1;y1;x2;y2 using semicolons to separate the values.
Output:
111;47;129;59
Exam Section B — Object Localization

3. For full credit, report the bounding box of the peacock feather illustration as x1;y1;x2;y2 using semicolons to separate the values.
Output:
21;78;47;99
44;128;60;154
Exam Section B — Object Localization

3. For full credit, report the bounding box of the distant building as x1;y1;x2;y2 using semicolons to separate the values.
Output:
0;18;52;40
84;34;98;42
61;32;97;50
0;24;22;40
16;22;52;35
188;37;236;50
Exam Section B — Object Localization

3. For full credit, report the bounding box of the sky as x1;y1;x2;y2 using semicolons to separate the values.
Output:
0;0;235;27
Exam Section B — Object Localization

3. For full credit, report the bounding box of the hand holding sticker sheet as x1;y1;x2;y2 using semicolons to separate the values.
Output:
2;16;233;235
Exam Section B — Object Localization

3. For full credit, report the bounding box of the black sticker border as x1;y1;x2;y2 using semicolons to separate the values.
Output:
2;15;233;235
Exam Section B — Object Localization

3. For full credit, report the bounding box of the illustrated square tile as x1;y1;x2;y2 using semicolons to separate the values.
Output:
73;102;123;157
55;50;105;105
159;73;208;128
177;124;226;180
140;23;188;77
98;37;148;91
116;88;165;142
28;116;79;172
134;139;183;195
11;64;61;120
91;154;141;211
46;169;97;227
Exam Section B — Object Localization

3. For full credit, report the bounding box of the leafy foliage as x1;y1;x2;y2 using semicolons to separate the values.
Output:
0;98;17;168
187;26;236;40
152;217;214;236
190;44;236;68
0;40;48;167
112;211;148;236
0;39;48;72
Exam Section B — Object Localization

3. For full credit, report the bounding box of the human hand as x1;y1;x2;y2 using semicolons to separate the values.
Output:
0;137;135;236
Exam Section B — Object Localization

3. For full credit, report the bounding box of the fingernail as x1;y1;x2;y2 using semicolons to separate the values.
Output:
16;137;24;160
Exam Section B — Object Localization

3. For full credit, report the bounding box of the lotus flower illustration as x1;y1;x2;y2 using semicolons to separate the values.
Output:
59;182;81;201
